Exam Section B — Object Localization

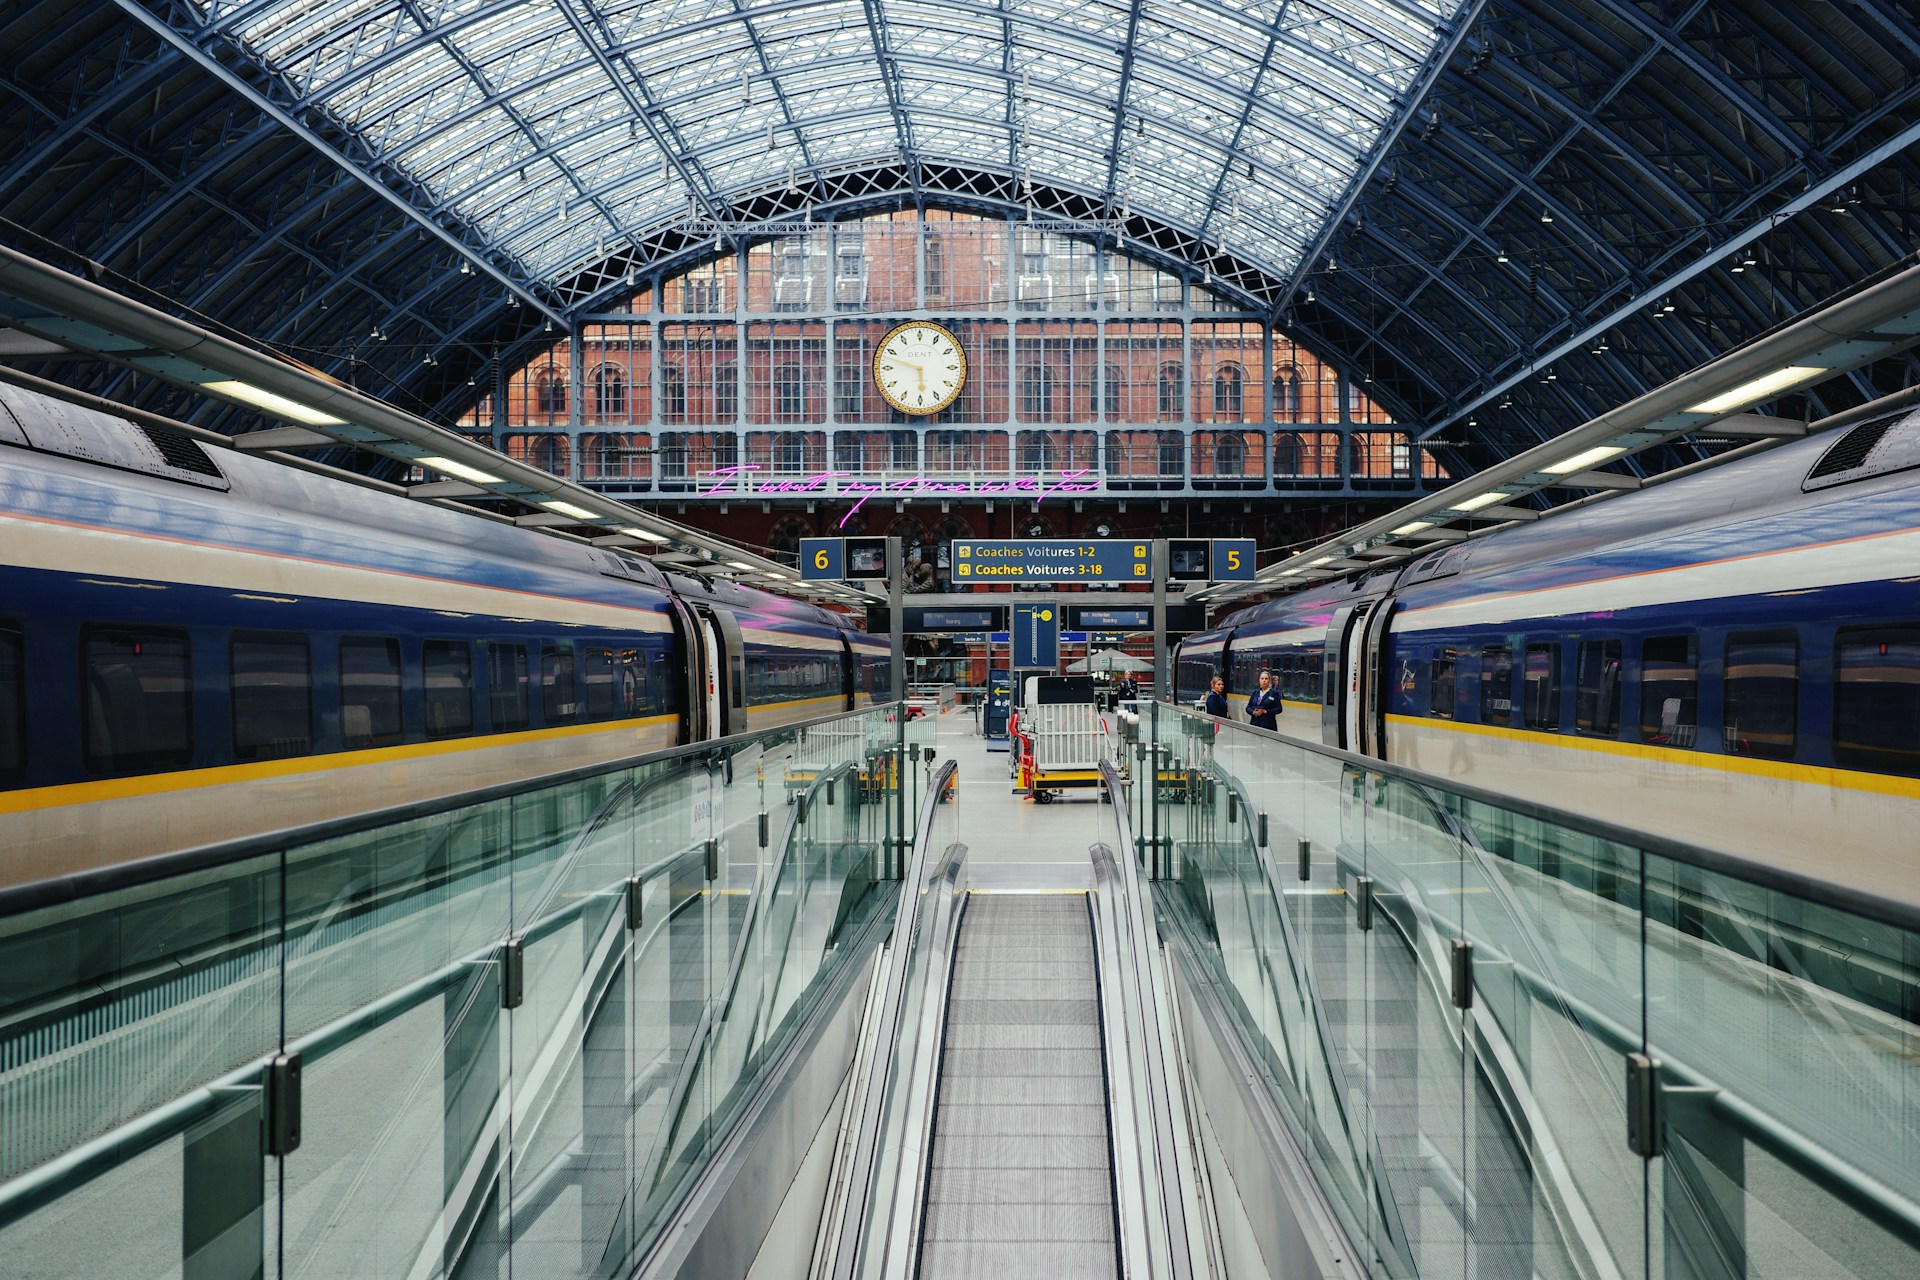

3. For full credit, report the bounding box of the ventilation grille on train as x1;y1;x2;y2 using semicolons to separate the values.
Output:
0;382;230;490
139;423;224;478
1802;407;1920;492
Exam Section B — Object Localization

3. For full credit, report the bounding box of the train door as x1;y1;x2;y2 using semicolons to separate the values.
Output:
1356;598;1396;758
838;634;857;711
1321;602;1373;750
665;597;710;743
695;605;748;737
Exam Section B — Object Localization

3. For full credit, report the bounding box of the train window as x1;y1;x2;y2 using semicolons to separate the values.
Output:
620;649;648;715
583;646;616;720
0;624;23;780
1574;641;1621;737
423;641;474;738
231;632;313;762
542;645;577;724
1639;635;1697;748
1723;632;1797;761
1833;626;1920;777
488;643;530;733
1522;644;1560;731
1479;646;1513;726
1428;650;1457;718
341;637;403;748
82;626;193;775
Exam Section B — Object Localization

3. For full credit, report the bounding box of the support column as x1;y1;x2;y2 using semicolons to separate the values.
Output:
1151;536;1169;703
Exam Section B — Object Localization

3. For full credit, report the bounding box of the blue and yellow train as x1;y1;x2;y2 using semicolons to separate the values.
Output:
1180;402;1920;906
0;382;888;887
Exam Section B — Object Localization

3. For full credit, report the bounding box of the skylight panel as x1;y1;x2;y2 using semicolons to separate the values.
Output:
222;0;1465;292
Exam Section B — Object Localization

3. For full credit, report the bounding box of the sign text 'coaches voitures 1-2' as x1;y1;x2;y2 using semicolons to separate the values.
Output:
951;539;1151;583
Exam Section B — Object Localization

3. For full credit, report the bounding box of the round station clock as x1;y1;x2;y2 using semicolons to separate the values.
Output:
873;321;966;415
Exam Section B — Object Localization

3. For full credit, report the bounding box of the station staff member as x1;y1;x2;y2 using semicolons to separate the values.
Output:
1247;670;1282;730
1204;676;1229;718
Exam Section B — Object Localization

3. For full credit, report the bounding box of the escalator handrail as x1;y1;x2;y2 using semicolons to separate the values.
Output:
830;758;966;1280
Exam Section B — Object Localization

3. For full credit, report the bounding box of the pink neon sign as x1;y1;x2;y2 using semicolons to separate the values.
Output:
699;465;1102;526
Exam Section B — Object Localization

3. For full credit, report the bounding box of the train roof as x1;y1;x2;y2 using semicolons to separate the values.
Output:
1390;405;1920;611
1200;402;1920;632
0;381;822;625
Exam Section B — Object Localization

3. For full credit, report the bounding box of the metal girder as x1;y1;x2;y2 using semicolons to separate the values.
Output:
1420;108;1920;439
114;0;563;323
1098;0;1149;219
854;0;918;195
556;0;741;235
417;0;648;253
1276;0;1486;308
1197;0;1298;248
0;48;183;206
1317;253;1494;387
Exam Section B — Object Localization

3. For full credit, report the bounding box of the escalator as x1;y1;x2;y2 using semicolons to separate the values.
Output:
917;895;1118;1278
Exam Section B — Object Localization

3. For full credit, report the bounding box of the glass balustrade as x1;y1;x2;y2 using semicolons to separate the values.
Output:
1138;701;1920;1280
0;705;917;1280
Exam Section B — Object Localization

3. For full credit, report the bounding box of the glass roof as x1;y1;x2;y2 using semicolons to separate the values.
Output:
216;0;1464;289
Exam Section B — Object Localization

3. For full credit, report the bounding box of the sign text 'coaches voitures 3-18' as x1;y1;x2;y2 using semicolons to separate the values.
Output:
951;539;1152;583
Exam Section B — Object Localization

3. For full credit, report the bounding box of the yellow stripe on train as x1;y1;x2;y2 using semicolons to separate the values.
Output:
1382;713;1920;802
0;714;681;815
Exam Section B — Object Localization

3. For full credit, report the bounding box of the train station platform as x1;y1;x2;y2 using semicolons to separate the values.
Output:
0;701;1915;1280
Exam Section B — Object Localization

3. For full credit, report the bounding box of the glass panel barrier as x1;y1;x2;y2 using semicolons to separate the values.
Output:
0;704;916;1280
1141;702;1919;1279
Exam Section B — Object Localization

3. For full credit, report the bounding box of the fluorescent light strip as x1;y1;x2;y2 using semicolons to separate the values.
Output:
203;380;344;426
418;455;504;485
1543;445;1627;475
1391;520;1434;535
1451;490;1509;511
1686;366;1828;415
729;560;758;571
620;526;671;544
541;500;599;521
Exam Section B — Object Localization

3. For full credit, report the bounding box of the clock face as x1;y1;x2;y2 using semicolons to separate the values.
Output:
874;321;966;415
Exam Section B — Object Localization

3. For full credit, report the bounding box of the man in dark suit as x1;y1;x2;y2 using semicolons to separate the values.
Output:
1203;676;1229;718
1247;669;1282;730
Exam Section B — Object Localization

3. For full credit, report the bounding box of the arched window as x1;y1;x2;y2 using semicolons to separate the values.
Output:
1274;432;1302;477
1103;363;1124;421
535;371;566;418
1020;364;1056;420
774;433;806;472
508;433;570;476
662;364;686;422
1274;367;1302;422
1213;364;1243;419
775;362;804;422
1157;431;1183;476
1157;363;1184;420
1215;435;1245;475
1021;432;1057;471
591;365;626;421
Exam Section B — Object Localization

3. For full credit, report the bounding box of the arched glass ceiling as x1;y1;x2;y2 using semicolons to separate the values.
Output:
211;0;1468;290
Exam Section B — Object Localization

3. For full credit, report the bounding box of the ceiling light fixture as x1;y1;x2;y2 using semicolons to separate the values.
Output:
620;526;671;544
1452;490;1508;511
1684;366;1829;415
1543;445;1626;474
202;380;345;426
541;500;599;521
1391;520;1434;535
419;455;503;485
